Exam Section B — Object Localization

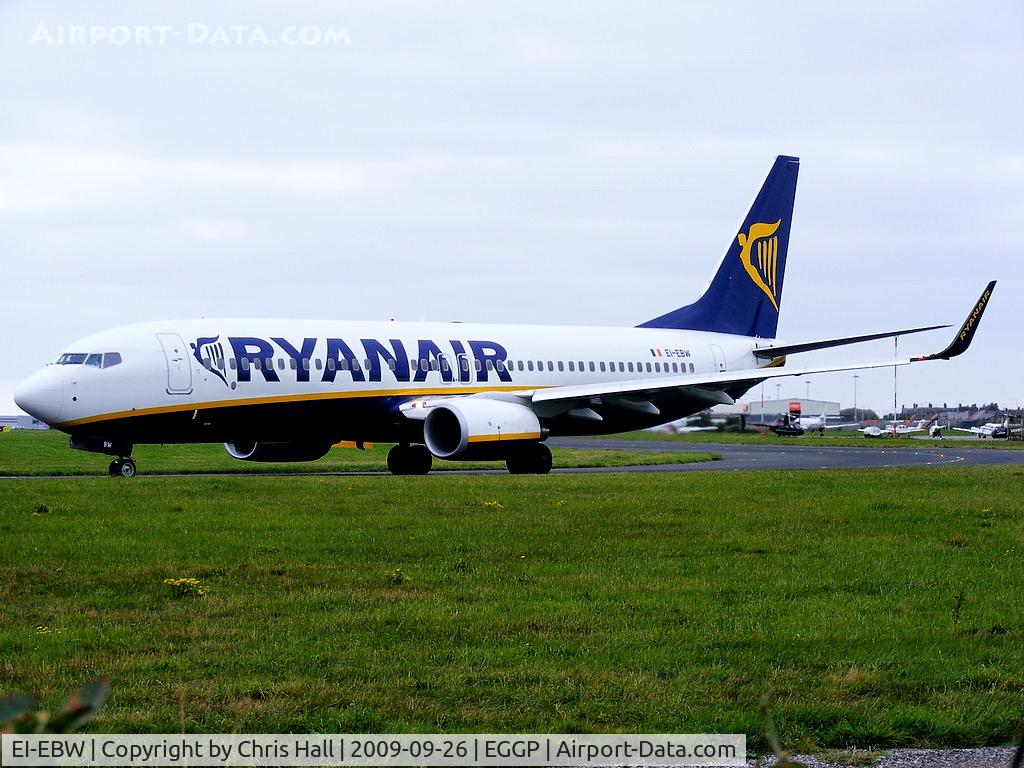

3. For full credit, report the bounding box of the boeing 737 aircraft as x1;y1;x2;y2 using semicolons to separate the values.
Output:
14;156;996;476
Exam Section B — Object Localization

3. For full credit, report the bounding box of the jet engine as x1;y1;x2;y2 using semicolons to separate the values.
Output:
224;440;333;462
423;399;543;459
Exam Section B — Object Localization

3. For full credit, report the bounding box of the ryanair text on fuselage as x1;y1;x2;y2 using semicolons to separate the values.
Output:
193;335;514;386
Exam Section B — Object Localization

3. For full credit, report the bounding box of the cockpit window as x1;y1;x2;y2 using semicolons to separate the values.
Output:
57;353;88;365
85;353;102;367
102;353;123;368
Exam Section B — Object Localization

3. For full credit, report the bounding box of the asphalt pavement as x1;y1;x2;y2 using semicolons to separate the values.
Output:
545;437;1024;473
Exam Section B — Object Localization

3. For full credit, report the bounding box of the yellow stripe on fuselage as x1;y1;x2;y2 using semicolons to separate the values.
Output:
54;385;540;429
466;432;542;443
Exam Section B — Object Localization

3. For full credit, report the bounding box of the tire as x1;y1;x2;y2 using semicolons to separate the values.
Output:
507;444;552;475
408;445;432;475
506;453;528;474
387;445;409;475
532;444;552;474
118;459;137;478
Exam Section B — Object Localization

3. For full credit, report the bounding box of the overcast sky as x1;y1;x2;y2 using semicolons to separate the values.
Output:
1;0;1021;417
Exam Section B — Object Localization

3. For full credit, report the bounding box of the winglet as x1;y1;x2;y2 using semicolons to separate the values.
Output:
915;281;996;361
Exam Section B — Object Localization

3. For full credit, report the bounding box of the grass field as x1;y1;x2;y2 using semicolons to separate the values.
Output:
2;466;1022;750
0;430;716;476
612;429;1024;450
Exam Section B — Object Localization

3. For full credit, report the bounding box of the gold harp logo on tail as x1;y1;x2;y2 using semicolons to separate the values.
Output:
737;219;782;311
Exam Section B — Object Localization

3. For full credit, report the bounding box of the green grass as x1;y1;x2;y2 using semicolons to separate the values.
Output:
2;467;1022;750
0;430;716;476
612;429;1024;449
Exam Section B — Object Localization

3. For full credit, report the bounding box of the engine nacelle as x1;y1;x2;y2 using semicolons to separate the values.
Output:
423;399;543;459
224;440;332;462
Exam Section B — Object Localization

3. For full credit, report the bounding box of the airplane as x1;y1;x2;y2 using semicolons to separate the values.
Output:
768;413;859;437
13;156;997;477
859;417;939;438
647;415;719;434
952;418;1010;438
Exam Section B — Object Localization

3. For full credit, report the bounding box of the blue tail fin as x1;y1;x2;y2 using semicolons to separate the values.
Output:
639;155;799;338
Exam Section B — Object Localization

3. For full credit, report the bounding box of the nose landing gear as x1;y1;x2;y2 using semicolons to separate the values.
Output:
108;457;137;478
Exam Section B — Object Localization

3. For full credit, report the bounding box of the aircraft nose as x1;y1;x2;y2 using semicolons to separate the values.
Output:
13;368;64;425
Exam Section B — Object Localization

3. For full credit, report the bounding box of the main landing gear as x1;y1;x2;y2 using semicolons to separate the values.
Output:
387;444;433;475
506;443;552;475
108;457;137;478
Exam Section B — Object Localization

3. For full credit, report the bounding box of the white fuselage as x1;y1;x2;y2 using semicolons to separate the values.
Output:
15;318;768;444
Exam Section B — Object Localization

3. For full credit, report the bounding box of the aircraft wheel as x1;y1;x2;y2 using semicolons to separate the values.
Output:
531;444;553;474
110;458;137;477
408;445;432;475
507;444;552;475
387;445;410;475
506;453;529;474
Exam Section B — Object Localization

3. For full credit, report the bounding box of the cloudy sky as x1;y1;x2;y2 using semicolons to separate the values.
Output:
1;0;1021;416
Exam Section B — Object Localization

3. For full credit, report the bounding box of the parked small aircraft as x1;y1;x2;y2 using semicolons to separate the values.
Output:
952;419;1011;438
769;413;858;436
859;417;939;438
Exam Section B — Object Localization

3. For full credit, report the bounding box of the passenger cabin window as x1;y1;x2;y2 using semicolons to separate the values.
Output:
568;361;575;372
517;360;525;371
229;358;237;370
627;362;634;373
315;359;323;370
589;362;596;372
527;361;534;371
646;362;652;373
327;358;336;371
557;361;564;372
599;362;606;372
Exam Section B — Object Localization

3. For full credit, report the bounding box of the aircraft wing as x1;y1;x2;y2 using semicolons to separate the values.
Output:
525;281;994;412
400;281;995;423
822;422;860;430
751;324;949;359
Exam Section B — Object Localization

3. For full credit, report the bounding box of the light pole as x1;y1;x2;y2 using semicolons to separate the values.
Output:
853;374;859;422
